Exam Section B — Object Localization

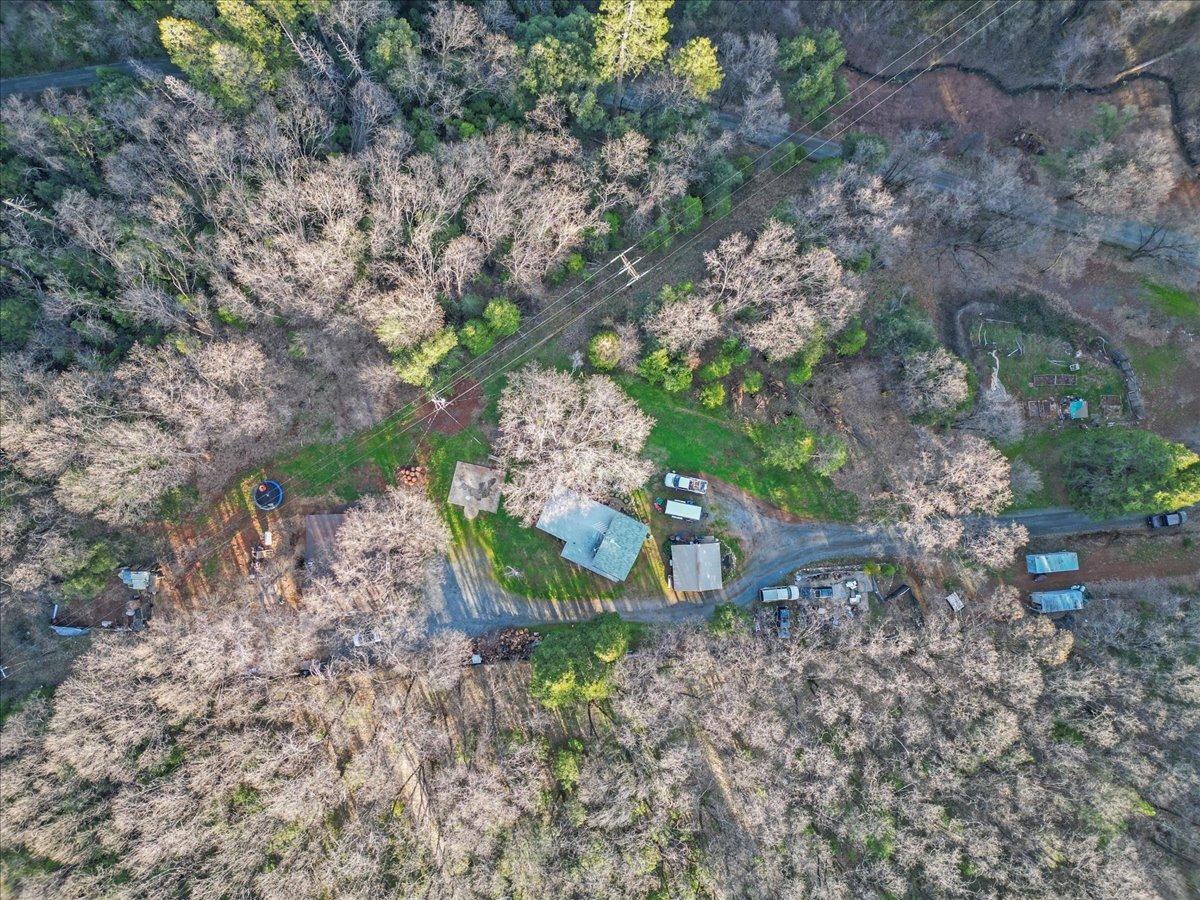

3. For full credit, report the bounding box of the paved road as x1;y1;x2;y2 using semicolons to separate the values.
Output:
0;59;179;97
425;498;1171;636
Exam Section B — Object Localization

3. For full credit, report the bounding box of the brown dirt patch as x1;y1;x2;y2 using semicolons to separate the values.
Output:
813;357;915;505
414;379;485;435
706;476;806;525
1009;527;1200;589
157;493;334;615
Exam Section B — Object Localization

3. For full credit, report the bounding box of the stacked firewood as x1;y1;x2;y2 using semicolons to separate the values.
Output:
397;465;426;487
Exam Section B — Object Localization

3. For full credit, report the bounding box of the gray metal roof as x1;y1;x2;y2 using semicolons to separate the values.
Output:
535;491;648;583
1029;587;1086;613
1026;552;1079;574
670;543;723;592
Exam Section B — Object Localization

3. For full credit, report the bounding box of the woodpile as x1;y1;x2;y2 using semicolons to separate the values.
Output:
397;465;426;487
472;627;541;662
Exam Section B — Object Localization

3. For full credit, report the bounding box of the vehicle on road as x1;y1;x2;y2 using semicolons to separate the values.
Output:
777;606;792;639
760;584;801;602
664;472;708;495
664;499;703;521
1147;510;1188;528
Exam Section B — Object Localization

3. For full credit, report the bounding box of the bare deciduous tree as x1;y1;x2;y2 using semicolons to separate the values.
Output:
736;72;790;145
795;161;912;265
493;365;654;523
325;486;450;610
896;347;970;419
884;428;1017;564
695;220;863;359
911;150;1056;277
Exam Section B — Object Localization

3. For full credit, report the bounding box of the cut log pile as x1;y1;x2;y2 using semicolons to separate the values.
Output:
397;465;426;487
472;627;541;662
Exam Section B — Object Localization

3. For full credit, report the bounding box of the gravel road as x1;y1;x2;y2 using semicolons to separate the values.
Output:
425;493;1175;636
0;59;179;97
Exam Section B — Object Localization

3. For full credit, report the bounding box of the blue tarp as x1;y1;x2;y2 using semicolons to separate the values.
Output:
1026;552;1080;574
1029;587;1087;614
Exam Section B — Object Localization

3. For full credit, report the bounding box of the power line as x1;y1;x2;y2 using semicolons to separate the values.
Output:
173;1;1008;575
2;3;1011;678
171;1;997;569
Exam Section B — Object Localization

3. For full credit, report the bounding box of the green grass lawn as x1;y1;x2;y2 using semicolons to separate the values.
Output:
426;430;670;601
206;356;852;600
1002;429;1083;510
276;420;417;503
615;375;858;520
1141;280;1200;321
1128;343;1184;390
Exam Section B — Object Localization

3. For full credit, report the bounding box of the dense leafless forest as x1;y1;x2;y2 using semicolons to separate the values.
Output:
2;1;1198;897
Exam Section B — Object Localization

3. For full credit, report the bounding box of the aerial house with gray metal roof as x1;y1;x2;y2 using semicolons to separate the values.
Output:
535;491;649;583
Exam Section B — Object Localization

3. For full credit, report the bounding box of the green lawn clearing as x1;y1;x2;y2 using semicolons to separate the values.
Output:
1128;343;1185;389
426;430;670;602
615;376;858;520
1141;280;1199;321
276;420;417;503
1002;429;1086;510
980;323;1124;407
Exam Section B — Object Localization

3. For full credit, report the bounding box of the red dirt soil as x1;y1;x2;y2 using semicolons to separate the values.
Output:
1008;529;1200;589
414;380;486;435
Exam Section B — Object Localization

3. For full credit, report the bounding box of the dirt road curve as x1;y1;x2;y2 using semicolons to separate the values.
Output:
425;502;1173;635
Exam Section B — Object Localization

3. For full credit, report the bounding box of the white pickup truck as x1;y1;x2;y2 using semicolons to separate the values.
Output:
759;585;801;603
664;472;708;495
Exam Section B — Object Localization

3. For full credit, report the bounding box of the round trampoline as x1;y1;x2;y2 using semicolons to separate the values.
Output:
253;480;285;511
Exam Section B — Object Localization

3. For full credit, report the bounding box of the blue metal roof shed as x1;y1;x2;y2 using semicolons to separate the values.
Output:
1026;552;1080;575
1029;586;1087;614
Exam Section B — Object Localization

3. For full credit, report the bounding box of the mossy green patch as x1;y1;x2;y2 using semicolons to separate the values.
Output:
1141;280;1199;320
